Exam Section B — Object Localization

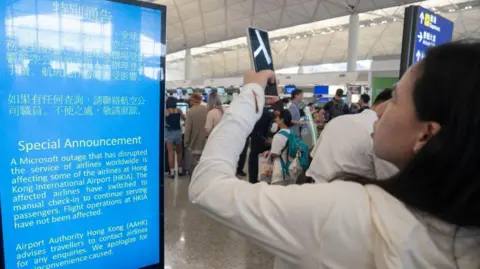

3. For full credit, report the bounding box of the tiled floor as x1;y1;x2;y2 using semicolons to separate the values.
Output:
164;176;274;269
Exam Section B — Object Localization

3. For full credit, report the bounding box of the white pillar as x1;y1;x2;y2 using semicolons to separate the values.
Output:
298;66;304;74
184;48;192;80
347;13;359;72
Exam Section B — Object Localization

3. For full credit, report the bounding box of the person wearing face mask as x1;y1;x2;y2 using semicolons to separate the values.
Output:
247;102;279;183
313;108;326;135
269;109;294;184
307;88;398;182
307;103;315;114
190;41;480;269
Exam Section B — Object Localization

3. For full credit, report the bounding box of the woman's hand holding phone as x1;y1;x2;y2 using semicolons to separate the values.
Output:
243;70;280;105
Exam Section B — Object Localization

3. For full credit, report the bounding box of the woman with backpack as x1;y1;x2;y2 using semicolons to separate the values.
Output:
269;109;294;184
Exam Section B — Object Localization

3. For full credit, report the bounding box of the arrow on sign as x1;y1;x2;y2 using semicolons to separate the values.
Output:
418;32;423;42
416;50;422;62
420;12;425;24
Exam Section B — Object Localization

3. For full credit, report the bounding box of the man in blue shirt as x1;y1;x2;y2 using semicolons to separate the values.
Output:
289;89;307;137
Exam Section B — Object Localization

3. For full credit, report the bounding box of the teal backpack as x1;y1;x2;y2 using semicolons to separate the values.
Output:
278;129;310;178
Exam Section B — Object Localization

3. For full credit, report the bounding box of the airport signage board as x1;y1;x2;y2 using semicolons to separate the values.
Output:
412;6;454;64
399;6;454;77
0;0;165;268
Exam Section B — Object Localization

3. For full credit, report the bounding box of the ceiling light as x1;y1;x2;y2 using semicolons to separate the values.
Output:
381;20;387;24
464;6;472;10
303;34;307;38
360;24;365;28
431;7;437;11
393;18;397;22
281;38;286;42
312;33;316;36
449;8;455;12
370;22;376;26
295;36;300;39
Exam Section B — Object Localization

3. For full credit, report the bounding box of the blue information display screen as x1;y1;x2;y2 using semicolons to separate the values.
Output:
0;0;164;268
412;6;453;64
313;85;328;95
284;85;296;94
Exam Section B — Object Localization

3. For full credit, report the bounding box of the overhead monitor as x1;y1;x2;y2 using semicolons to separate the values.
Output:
351;94;360;103
313;85;329;95
177;102;188;115
176;88;184;98
347;85;361;95
314;95;330;103
204;87;212;95
186;88;193;94
216;87;225;95
0;0;165;268
284;85;296;94
399;5;453;77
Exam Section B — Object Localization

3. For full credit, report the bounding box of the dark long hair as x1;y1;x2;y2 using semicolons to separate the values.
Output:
166;97;177;109
278;109;294;127
346;40;480;228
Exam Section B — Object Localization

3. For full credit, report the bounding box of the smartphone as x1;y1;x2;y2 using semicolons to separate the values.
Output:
246;27;278;97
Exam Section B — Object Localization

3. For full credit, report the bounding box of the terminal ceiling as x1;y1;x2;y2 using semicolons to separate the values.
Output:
152;0;480;80
152;0;423;53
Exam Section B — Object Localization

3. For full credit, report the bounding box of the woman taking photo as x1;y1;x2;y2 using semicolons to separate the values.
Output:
205;92;224;135
165;97;186;178
189;41;480;268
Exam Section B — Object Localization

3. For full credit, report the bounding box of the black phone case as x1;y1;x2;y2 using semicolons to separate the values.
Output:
265;83;278;97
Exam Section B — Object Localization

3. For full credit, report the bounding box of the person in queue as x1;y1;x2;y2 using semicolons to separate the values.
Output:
324;89;349;121
307;102;315;114
358;93;371;113
205;92;224;135
288;89;308;137
247;100;281;183
312;107;326;137
189;41;480;269
165;96;186;178
184;93;208;174
269;109;294;184
307;88;397;182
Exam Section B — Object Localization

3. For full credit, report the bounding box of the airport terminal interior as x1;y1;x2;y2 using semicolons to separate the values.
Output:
161;0;479;268
1;0;480;268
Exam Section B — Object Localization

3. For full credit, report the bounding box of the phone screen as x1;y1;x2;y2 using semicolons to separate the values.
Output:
247;27;278;97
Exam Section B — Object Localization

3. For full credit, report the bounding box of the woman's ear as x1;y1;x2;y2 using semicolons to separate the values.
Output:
413;122;441;153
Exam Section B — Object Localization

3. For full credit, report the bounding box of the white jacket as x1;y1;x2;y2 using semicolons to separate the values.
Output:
189;83;480;269
307;109;398;182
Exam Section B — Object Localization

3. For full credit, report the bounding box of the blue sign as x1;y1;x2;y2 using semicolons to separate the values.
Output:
0;0;164;268
413;6;454;63
285;85;296;94
313;85;329;95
